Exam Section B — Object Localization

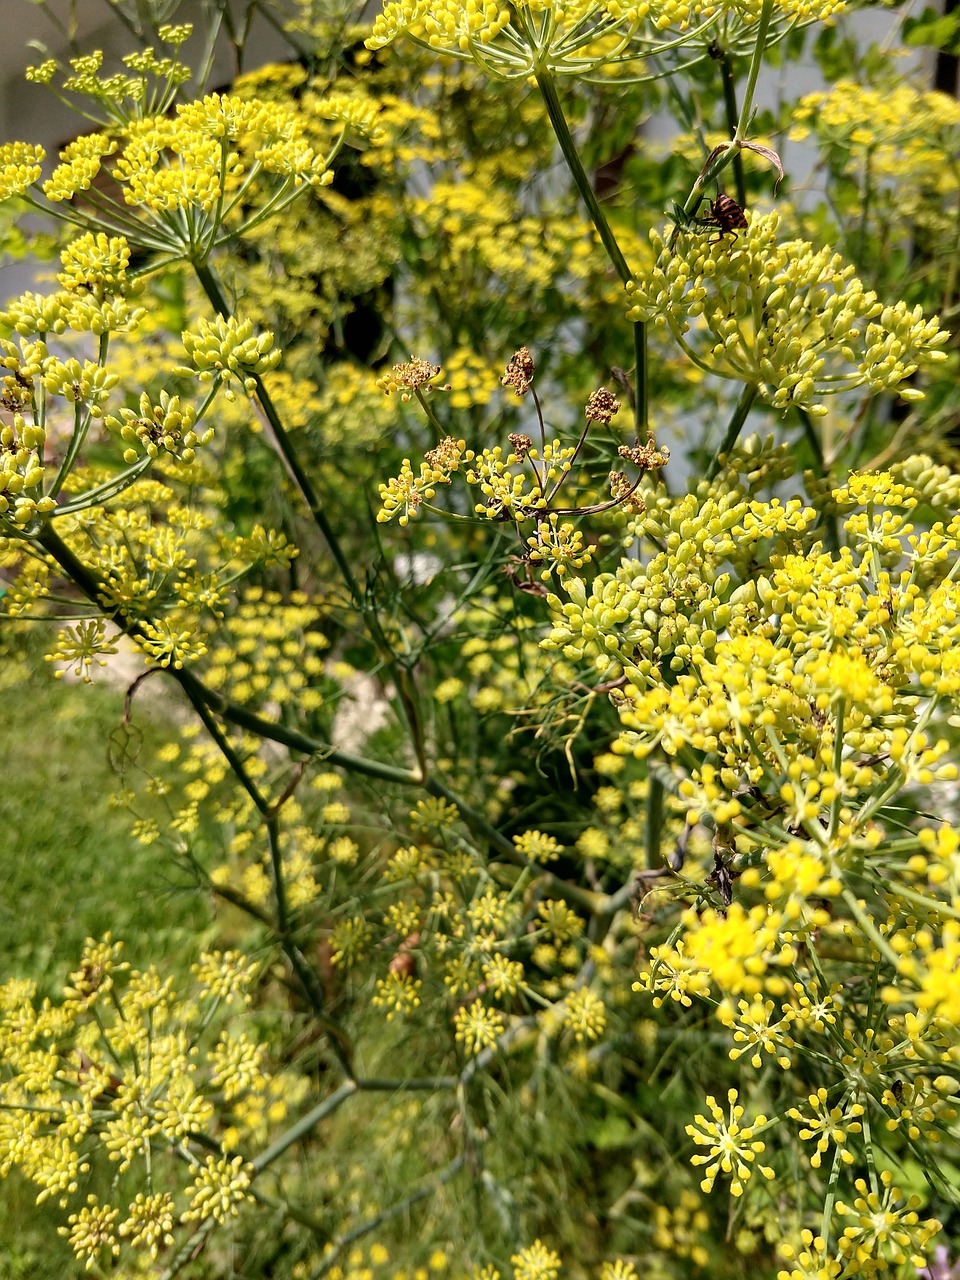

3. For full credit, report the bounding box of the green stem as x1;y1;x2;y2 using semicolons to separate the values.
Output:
426;774;602;914
841;889;900;968
356;1075;460;1091
793;405;834;556
203;876;274;928
35;528;605;915
734;0;775;142
534;69;632;284
252;1080;358;1172
633;319;649;436
307;1155;467;1279
818;1129;848;1245
706;383;758;480
795;409;823;476
55;457;155;515
159;1219;217;1280
827;698;845;841
191;260;361;606
715;44;747;207
940;169;960;317
889;883;960;923
193;259;429;776
534;68;648;444
264;814;355;1075
645;772;665;870
859;1105;879;1196
34;522;419;797
855;699;939;829
176;677;270;814
162;659;354;1069
858;147;874;270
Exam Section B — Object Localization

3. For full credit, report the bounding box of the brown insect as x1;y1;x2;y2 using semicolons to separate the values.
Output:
701;193;748;240
670;192;748;246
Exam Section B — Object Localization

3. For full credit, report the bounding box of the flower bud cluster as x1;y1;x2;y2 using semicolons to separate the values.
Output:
526;516;593;579
2;233;144;340
57;232;134;299
105;390;210;464
46;619;119;683
376;356;443;398
625;212;948;414
365;0;845;78
0;413;56;527
893;454;960;510
180;315;280;396
0;938;266;1268
8;87;336;262
1;287;144;339
314;92;387;146
549;476;960;843
790;81;960;171
137;618;209;668
42;134;116;202
544;489;766;678
42;357;118;411
720;432;799;494
377;439;468;525
0;141;45;198
468;441;576;520
685;1088;775;1197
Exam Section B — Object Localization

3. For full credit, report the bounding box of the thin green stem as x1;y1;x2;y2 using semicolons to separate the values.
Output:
534;69;631;284
193;259;430;774
633;319;649;436
307;1155;467;1279
191;260;361;605
266;816;292;940
795;406;825;475
734;0;775;142
534;68;648;437
54;457;155;515
818;1121;849;1244
49;349;104;495
856;699;939;829
267;815;356;1076
177;677;269;814
706;383;758;480
715;44;747;207
841;889;899;968
34;526;609;918
645;772;665;870
170;663;353;1069
202;876;274;929
859;1105;878;1196
941;166;960;317
426;774;602;914
889;883;960;923
252;1080;358;1173
356;1075;460;1092
158;1219;217;1280
828;699;845;841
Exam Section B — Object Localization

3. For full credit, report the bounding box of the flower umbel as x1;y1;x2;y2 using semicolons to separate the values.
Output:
685;1088;775;1195
834;1171;941;1271
626;211;948;415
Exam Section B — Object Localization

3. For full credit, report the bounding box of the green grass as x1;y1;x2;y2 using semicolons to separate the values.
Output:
0;649;214;1275
0;655;210;984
